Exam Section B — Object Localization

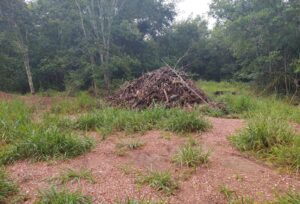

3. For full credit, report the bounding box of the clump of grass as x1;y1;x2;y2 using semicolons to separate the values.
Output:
196;105;227;117
0;168;19;203
231;115;294;152
230;114;300;171
163;110;211;133
136;171;178;195
35;187;92;204
51;168;95;184
272;192;300;204
75;107;211;136
173;143;209;168
1;127;93;164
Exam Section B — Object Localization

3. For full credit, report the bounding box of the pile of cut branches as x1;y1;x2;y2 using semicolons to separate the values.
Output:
109;67;212;109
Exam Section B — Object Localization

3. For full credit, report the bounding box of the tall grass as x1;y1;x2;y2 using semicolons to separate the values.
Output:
75;107;211;136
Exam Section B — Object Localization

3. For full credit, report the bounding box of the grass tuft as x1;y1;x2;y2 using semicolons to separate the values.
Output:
35;187;92;204
272;192;300;204
51;168;95;184
173;143;209;168
231;115;294;152
136;171;178;195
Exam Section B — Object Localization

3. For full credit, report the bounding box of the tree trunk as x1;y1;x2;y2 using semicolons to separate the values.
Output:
22;48;35;94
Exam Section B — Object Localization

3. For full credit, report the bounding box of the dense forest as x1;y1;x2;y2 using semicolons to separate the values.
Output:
0;0;300;95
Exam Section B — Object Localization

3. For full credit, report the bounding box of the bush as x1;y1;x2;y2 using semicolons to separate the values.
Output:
0;168;18;203
35;187;92;204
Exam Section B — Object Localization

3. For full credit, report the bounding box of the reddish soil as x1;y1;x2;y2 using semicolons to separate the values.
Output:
7;118;300;203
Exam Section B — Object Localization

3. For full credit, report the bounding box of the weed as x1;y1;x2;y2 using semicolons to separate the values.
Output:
173;143;209;168
35;187;92;204
136;171;178;195
0;168;19;203
51;168;95;184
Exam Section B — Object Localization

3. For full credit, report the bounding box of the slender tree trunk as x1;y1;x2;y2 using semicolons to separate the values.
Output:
22;47;35;94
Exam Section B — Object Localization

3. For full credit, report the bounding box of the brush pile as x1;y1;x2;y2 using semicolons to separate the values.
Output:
110;67;211;109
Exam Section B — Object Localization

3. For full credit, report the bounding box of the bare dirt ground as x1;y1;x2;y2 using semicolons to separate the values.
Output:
7;117;300;204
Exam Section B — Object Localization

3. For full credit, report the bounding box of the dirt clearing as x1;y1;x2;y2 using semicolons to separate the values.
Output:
7;117;300;203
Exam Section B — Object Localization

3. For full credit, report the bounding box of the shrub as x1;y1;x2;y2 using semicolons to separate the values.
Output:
0;168;18;203
173;144;209;167
136;171;178;195
35;187;92;204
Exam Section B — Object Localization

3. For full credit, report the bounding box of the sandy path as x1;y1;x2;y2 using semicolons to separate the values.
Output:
7;118;300;204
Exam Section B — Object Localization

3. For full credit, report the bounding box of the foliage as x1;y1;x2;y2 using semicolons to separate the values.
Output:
136;171;178;195
35;187;92;204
